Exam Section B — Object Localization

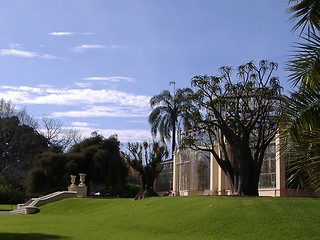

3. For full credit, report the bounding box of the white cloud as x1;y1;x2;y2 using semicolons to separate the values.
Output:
41;54;58;59
72;44;106;53
52;104;149;118
108;45;127;49
0;49;57;59
0;85;151;117
84;76;135;83
49;32;94;36
9;43;22;49
75;82;92;88
73;126;152;143
71;121;96;127
0;49;37;58
49;31;75;36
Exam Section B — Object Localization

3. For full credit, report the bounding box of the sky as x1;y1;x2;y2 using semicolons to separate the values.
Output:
0;0;299;146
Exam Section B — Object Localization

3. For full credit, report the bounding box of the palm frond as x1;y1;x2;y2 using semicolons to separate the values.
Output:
289;0;320;35
282;88;320;191
287;32;320;88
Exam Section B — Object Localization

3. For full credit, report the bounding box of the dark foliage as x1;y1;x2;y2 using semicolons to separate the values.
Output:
125;141;168;200
25;152;69;196
0;173;25;204
0;116;50;183
68;133;128;193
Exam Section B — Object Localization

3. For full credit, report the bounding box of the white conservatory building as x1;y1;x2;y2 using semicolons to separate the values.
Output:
155;135;315;197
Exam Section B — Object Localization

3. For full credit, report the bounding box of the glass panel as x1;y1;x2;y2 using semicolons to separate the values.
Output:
258;142;276;188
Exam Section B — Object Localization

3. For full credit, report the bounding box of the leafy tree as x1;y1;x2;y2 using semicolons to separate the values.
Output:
26;133;128;195
0;173;25;204
125;141;168;199
0;116;49;183
25;151;69;196
149;88;197;158
68;133;128;192
182;60;284;196
282;0;320;191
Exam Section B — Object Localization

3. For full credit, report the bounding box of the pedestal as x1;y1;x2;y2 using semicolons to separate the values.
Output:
77;173;87;197
77;186;88;197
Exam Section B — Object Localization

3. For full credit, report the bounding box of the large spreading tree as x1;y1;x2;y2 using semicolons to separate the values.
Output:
182;60;285;196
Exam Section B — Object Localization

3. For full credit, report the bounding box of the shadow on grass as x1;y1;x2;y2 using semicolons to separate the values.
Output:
0;233;69;240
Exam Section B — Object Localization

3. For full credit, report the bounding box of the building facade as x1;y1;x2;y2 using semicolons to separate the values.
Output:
172;136;287;197
155;135;315;197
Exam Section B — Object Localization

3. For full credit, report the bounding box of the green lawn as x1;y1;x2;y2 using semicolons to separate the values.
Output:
0;196;319;239
0;204;13;211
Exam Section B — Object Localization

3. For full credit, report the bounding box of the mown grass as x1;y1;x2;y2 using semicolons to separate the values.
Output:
0;196;319;239
0;204;13;211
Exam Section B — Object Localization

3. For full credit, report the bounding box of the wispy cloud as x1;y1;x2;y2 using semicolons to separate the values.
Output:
84;76;135;83
49;31;75;36
71;121;96;127
72;44;106;53
108;45;128;49
0;85;152;142
74;82;92;88
52;105;148;118
0;49;57;59
70;125;151;143
9;43;22;48
0;85;151;117
49;31;94;36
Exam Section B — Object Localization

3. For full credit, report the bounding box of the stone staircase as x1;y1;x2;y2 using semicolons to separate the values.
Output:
11;191;77;215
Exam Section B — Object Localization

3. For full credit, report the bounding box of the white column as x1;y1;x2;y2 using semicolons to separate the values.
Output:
275;134;286;196
172;150;178;196
210;154;219;195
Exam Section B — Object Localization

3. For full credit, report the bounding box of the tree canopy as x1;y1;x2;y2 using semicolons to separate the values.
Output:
125;141;168;199
182;60;285;196
149;87;197;158
68;133;128;191
0;116;49;183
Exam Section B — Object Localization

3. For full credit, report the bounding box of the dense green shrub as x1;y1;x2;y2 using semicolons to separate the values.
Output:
0;174;25;204
101;184;140;198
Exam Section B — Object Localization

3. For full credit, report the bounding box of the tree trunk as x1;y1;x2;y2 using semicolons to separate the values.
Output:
227;148;260;196
134;187;158;200
134;175;158;200
171;120;176;159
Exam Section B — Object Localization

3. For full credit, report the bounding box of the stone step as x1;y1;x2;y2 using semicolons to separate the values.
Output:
11;191;77;215
10;208;25;215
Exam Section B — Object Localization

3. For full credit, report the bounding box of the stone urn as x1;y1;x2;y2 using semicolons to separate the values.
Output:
78;173;86;187
68;175;78;192
70;175;77;187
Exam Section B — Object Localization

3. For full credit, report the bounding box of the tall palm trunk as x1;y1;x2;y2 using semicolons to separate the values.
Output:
171;119;176;159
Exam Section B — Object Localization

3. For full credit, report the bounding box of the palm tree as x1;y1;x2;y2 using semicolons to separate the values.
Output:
125;141;168;200
288;0;320;35
148;88;196;158
282;88;320;190
283;0;320;191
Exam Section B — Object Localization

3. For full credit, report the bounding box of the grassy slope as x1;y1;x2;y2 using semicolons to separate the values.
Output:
0;196;319;240
0;204;13;211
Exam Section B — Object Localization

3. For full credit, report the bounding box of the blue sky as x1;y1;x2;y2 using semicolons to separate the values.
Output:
0;0;298;144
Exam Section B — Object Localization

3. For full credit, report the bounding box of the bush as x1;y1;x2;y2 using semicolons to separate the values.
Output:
100;184;140;198
0;174;26;204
